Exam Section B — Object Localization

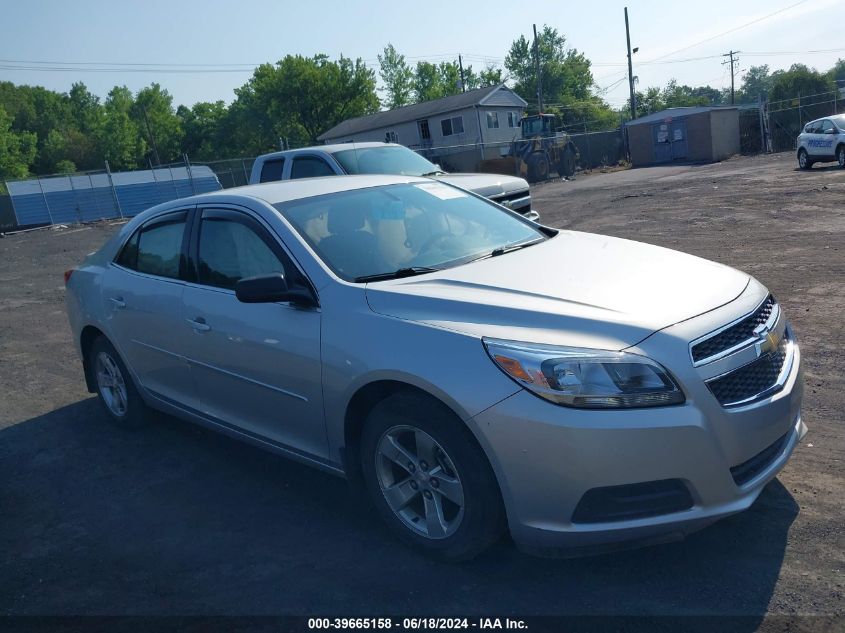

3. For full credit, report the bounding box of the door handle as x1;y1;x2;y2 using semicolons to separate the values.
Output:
186;317;211;332
110;297;126;309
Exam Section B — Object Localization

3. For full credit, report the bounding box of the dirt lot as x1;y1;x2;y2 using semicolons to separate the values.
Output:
1;152;843;623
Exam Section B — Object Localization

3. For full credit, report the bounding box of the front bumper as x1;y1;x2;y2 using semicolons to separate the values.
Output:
468;320;804;554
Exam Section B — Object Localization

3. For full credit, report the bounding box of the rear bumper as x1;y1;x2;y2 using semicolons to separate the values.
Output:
468;339;804;554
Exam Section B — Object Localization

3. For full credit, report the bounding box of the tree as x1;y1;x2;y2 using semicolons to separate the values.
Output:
412;61;462;102
378;44;414;110
98;86;145;170
769;64;834;107
505;25;614;128
478;64;504;87
132;83;184;165
739;65;775;102
233;54;379;150
178;101;228;161
827;58;845;87
0;105;37;179
505;26;594;106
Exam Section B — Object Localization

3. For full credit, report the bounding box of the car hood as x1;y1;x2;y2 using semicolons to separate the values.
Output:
365;231;750;350
432;173;528;196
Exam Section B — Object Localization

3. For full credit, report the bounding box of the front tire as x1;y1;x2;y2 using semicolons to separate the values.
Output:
527;153;550;182
559;147;577;178
89;336;149;428
798;148;812;170
837;144;845;169
360;392;504;560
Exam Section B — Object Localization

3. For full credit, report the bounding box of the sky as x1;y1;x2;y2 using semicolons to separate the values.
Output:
2;0;844;110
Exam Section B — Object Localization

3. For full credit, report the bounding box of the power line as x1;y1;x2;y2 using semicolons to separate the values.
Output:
641;0;810;63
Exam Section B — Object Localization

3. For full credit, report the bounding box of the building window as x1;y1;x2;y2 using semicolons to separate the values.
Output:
507;111;520;128
385;131;399;143
486;112;500;129
441;115;464;137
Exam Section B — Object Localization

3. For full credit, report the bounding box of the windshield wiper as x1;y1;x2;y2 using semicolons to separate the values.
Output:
354;266;440;283
490;238;545;258
421;170;447;176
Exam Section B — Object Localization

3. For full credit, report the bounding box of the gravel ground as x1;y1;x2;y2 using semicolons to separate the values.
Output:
1;152;842;624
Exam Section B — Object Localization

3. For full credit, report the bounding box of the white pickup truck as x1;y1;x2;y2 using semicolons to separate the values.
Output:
249;142;540;221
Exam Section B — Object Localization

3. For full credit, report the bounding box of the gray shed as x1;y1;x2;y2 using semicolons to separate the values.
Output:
625;107;740;167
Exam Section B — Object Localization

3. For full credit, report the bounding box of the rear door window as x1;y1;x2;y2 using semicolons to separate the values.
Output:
259;158;285;182
116;211;187;280
290;156;336;179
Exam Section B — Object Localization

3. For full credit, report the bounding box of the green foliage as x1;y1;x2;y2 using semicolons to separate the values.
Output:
739;65;775;102
178;101;228;161
413;61;463;102
378;44;414;109
828;58;845;85
627;79;725;117
54;159;77;174
769;64;834;107
478;65;504;88
98;86;146;170
505;25;615;129
132;83;184;164
0;105;37;179
234;54;379;150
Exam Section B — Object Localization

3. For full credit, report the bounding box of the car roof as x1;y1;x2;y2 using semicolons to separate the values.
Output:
807;115;844;125
255;142;405;162
182;174;431;207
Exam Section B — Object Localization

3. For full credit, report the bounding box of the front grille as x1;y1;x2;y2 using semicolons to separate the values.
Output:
490;190;531;211
571;479;694;524
706;335;789;407
730;432;789;486
691;295;776;363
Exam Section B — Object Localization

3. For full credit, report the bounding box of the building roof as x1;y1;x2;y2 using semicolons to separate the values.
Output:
625;106;738;127
318;85;527;141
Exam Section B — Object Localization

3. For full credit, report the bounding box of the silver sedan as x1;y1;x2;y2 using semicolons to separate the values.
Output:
65;174;805;560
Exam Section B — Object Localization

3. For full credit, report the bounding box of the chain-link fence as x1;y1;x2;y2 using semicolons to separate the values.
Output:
766;88;844;153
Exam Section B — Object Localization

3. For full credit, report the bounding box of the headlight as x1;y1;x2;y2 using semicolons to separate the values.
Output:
483;338;685;409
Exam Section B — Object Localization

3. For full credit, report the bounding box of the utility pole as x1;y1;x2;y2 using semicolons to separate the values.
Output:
722;50;740;104
141;105;161;167
625;7;637;120
533;24;543;113
458;54;466;93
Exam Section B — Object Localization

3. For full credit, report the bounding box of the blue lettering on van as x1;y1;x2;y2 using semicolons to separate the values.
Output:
808;139;834;148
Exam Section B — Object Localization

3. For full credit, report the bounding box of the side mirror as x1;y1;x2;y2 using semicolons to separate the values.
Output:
235;273;316;307
825;128;836;134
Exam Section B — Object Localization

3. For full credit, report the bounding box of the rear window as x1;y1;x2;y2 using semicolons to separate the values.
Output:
115;212;187;280
259;158;285;182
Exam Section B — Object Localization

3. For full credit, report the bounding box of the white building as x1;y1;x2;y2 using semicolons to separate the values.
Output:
317;85;527;172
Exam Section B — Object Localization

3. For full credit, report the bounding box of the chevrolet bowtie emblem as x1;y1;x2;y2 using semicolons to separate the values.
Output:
758;329;780;355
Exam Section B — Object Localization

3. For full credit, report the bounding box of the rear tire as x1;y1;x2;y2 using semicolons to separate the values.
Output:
798;148;813;170
89;336;149;429
360;391;504;561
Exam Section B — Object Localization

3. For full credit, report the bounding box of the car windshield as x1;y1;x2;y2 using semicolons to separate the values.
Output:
831;114;845;129
332;146;441;177
274;182;546;282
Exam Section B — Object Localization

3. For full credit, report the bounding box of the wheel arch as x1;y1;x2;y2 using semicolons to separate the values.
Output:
80;324;107;393
340;379;502;498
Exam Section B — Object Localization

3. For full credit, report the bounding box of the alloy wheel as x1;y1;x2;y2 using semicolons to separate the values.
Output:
799;151;807;168
96;351;128;417
838;146;844;168
374;425;465;539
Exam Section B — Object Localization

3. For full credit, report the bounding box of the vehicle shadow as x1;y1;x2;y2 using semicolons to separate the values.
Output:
1;399;798;625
